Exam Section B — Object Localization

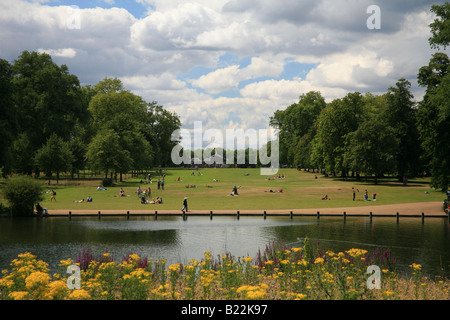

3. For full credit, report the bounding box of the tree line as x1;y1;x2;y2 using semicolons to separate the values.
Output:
0;51;181;183
269;3;450;191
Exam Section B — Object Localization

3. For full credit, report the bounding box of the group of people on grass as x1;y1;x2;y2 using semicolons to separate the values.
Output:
352;187;376;201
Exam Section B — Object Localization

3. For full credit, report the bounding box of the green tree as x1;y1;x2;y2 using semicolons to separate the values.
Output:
2;175;44;217
88;78;156;176
311;92;365;176
344;119;399;184
85;129;132;180
270;91;326;167
416;2;450;191
146;103;181;167
11;133;35;175
382;79;423;183
0;58;15;175
11;51;84;175
429;2;450;49
34;134;74;184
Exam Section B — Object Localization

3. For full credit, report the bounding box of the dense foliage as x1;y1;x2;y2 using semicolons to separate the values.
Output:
270;3;450;191
0;53;181;182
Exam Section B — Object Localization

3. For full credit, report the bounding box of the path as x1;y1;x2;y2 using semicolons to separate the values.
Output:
46;201;447;216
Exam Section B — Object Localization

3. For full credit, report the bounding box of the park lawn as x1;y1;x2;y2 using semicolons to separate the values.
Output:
36;168;446;212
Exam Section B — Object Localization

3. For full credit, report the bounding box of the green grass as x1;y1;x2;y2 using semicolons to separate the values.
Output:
31;168;445;211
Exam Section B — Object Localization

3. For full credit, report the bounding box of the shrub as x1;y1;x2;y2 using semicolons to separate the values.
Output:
101;178;114;187
1;175;44;217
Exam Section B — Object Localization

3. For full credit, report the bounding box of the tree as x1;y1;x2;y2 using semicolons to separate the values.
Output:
85;129;132;180
311;92;365;176
382;79;423;183
146;103;181;167
2;175;44;217
88;78;156;176
429;2;450;49
344;119;399;184
0;58;15;175
11;51;84;175
34;134;74;184
12;51;84;142
269;91;326;167
417;70;450;191
416;2;450;191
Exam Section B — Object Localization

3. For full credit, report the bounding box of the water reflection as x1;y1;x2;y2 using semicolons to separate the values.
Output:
0;216;448;277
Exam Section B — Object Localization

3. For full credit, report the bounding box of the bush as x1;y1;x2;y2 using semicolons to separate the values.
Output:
1;175;44;217
101;178;114;187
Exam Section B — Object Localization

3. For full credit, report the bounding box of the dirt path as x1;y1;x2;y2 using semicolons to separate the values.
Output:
47;201;447;216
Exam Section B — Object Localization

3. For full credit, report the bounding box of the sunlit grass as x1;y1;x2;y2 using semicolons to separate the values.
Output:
33;168;445;211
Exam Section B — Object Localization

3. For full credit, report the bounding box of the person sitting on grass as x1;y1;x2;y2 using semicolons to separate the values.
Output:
321;194;329;200
35;203;48;215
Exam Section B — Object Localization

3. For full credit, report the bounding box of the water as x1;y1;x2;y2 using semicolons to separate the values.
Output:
0;215;448;277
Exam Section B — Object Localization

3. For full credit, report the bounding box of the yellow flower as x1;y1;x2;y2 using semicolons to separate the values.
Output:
68;289;91;300
25;271;51;290
168;263;181;273
294;293;307;300
9;291;29;300
409;263;422;271
45;280;68;300
314;257;324;264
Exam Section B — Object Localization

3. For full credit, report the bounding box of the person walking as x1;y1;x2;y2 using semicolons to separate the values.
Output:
181;197;188;213
51;190;56;202
352;187;356;201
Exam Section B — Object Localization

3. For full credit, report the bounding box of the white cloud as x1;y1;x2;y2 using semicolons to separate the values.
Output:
0;0;442;134
37;47;77;58
189;56;284;94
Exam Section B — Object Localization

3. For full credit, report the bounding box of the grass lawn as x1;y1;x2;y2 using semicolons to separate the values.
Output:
32;168;445;211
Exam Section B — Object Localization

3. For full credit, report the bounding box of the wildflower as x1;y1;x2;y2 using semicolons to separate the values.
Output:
168;263;181;273
314;257;324;264
68;289;91;300
9;291;29;300
45;280;68;300
409;263;422;271
25;271;51;291
294;293;307;300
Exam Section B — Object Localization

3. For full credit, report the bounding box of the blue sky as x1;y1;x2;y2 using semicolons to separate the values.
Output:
0;0;444;136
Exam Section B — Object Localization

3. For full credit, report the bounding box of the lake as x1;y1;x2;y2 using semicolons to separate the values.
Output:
0;215;448;277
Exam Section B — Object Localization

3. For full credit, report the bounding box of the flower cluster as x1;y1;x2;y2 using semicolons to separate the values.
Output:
0;243;448;300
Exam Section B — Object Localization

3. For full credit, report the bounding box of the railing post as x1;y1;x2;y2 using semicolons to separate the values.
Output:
98;211;101;219
290;211;293;219
317;211;320;220
69;211;71;220
369;211;372;223
237;210;240;220
210;210;213;220
264;211;267;220
127;210;130;220
396;212;399;223
421;212;424;224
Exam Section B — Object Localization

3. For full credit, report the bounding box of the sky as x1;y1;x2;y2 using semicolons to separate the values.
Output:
0;0;446;141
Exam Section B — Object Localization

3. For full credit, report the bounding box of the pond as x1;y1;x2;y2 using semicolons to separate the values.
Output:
0;215;448;277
